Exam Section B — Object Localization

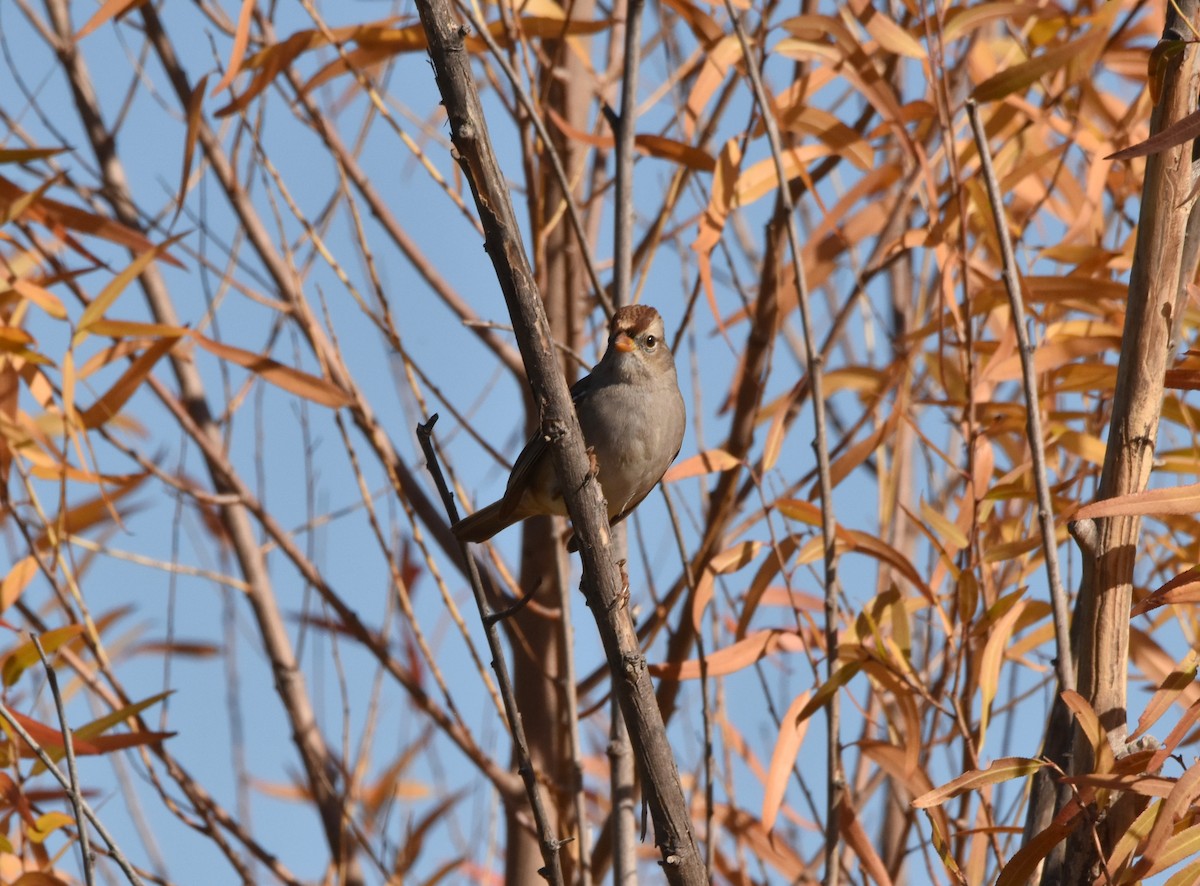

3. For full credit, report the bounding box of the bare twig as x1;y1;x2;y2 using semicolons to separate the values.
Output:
417;415;566;885
34;635;94;886
0;696;143;886
965;99;1075;695
611;0;646;311
553;543;592;886
723;5;842;883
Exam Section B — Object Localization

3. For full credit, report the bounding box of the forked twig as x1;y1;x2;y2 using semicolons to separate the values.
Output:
416;414;566;885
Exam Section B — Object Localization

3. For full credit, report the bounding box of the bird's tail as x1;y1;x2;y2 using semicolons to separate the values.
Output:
452;500;518;543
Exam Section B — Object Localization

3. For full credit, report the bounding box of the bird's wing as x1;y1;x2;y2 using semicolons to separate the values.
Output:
497;373;596;515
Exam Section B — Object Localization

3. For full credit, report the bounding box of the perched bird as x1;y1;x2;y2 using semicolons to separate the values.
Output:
453;304;686;549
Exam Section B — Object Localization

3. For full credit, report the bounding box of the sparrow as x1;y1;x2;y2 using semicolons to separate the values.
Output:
453;304;685;549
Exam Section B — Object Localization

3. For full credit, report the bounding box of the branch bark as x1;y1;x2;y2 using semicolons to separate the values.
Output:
411;3;705;881
1063;3;1200;880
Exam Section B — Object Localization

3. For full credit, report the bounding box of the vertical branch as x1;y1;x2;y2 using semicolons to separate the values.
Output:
723;5;842;883
607;1;645;878
554;545;592;886
1064;2;1200;878
611;0;645;310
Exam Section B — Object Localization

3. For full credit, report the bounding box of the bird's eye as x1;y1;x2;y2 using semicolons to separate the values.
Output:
644;334;658;350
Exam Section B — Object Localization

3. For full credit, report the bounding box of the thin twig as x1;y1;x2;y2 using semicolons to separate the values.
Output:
444;0;613;317
611;0;646;311
416;414;566;886
965;99;1075;695
0;697;144;885
662;486;712;880
722;6;842;884
33;635;94;886
553;544;592;886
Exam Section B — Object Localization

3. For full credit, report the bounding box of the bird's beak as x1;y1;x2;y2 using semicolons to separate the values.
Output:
614;333;636;353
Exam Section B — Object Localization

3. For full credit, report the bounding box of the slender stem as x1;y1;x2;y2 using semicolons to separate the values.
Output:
612;0;646;310
554;545;592;886
417;416;565;885
34;635;94;886
0;699;143;885
722;6;842;883
965;100;1076;695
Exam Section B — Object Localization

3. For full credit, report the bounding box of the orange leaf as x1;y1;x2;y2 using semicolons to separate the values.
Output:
0;558;37;615
75;0;150;39
850;0;923;60
211;0;255;96
634;134;715;172
978;596;1025;748
32;474;146;550
1132;648;1200;738
837;795;894;886
0;176;176;262
3;711;101;757
710;541;761;574
79;336;178;430
192;333;352;409
1061;690;1114;774
176;73;210;224
1075;483;1200;521
735;537;800;639
1130;762;1200;880
663;448;740;482
761;690;812;833
648;629;803;680
912;758;1045;809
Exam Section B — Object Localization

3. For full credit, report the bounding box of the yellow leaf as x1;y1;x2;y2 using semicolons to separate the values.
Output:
10;279;67;319
3;626;86;688
0;557;38;615
920;499;968;551
75;232;188;344
26;811;73;844
982;535;1040;563
0;147;67;164
972;32;1104;103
